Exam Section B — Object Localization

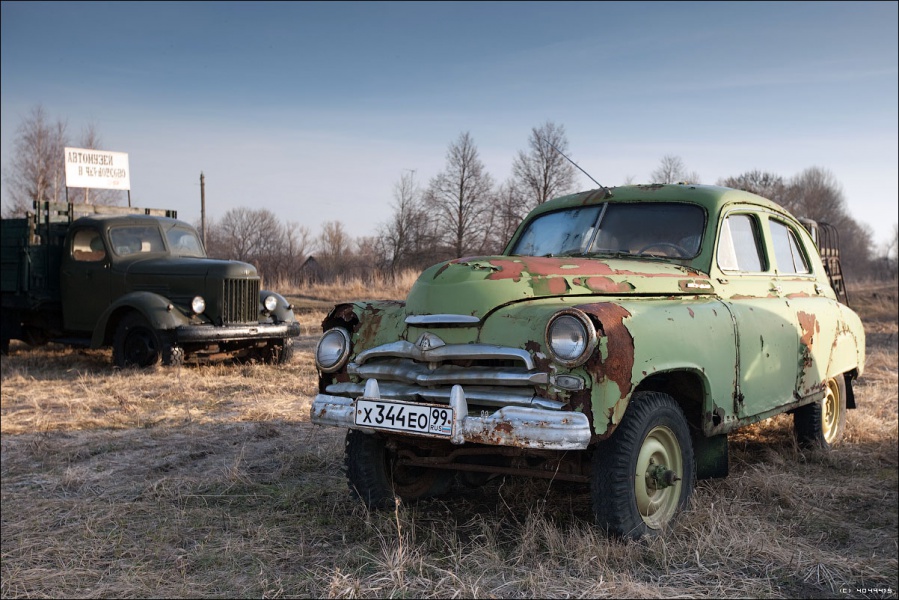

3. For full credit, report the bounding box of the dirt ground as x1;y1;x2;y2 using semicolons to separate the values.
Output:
1;283;896;598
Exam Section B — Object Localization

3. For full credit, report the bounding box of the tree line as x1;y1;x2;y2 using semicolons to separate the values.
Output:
3;105;896;283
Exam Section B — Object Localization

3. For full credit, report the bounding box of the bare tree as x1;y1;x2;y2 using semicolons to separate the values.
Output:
718;170;787;204
484;182;528;253
2;105;68;217
378;170;435;274
205;211;311;284
782;167;873;280
426;132;495;258
512;121;577;209
650;155;700;184
316;220;353;275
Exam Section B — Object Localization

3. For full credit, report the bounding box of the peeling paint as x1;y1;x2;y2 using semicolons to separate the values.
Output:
578;302;635;400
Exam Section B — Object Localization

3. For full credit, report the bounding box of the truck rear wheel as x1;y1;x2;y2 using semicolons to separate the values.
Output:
590;391;695;539
345;430;453;508
113;313;181;368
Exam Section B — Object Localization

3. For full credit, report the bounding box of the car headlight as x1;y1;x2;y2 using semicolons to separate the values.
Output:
315;328;351;372
263;295;278;312
545;310;597;367
191;296;206;315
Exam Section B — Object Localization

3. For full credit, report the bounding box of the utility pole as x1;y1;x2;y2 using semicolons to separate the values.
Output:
200;172;206;248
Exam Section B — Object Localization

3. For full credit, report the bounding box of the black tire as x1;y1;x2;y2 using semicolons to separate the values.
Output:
113;313;177;368
265;337;294;364
794;375;847;450
345;429;454;509
240;338;294;365
590;391;695;539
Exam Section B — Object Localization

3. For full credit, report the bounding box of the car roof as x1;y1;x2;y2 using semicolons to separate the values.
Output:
531;183;788;219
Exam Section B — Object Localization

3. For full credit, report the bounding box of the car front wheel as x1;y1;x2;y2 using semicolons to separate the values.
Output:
590;391;695;539
344;430;454;509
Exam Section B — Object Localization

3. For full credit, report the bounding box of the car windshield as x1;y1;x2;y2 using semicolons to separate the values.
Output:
510;202;706;259
165;224;206;258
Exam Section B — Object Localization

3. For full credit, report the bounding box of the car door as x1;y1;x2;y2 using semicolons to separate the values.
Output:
714;211;801;419
767;217;841;399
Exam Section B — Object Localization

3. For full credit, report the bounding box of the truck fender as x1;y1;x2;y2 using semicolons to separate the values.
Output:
91;291;192;348
259;290;297;323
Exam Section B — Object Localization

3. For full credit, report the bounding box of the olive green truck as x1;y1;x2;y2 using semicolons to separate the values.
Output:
1;201;300;366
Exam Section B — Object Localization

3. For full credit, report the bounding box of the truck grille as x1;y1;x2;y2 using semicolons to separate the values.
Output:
222;278;259;324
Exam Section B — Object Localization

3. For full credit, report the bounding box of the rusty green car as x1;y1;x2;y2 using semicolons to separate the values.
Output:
311;184;865;538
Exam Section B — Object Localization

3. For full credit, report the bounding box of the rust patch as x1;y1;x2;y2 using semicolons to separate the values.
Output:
434;263;451;278
575;188;612;205
524;340;552;372
786;292;811;299
577;302;635;400
797;311;819;349
532;276;570;295
687;307;695;318
585;277;635;293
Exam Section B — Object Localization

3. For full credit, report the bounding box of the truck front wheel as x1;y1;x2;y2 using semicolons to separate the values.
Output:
345;430;453;508
113;313;181;368
590;391;695;539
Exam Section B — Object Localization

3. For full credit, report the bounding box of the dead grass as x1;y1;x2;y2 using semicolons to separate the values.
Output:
1;282;896;598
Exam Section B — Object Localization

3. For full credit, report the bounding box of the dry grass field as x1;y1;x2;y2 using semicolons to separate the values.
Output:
2;277;896;598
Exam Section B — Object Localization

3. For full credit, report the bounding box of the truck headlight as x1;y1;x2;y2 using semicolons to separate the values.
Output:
315;328;351;372
545;310;597;367
263;295;278;312
191;296;206;315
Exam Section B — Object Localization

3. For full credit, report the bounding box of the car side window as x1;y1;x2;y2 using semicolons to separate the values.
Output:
717;214;764;272
71;229;107;262
769;220;811;274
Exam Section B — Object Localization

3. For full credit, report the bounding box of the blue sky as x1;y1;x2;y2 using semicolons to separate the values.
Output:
2;1;897;249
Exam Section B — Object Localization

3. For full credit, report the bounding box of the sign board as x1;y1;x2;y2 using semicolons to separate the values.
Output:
64;147;131;191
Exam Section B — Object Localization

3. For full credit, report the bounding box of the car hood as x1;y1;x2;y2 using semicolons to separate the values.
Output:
405;255;713;320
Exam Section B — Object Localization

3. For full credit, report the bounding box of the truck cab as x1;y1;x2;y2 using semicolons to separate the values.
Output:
1;202;300;367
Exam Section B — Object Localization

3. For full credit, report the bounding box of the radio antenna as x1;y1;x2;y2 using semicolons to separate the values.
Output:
538;135;609;194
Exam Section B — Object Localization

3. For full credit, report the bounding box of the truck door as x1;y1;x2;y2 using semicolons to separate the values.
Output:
60;227;113;334
715;213;800;418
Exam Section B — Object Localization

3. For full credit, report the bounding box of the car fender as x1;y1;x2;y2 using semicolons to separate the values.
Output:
576;298;737;439
91;291;192;348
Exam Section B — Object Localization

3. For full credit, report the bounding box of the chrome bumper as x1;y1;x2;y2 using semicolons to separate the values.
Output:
310;380;591;451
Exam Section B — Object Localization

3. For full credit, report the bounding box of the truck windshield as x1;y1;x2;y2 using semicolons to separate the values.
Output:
510;202;706;259
109;226;167;256
165;225;206;258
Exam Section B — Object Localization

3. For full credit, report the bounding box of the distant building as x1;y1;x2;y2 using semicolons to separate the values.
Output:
300;256;326;283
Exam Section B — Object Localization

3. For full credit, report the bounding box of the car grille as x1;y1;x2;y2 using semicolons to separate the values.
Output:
324;340;563;411
222;278;259;324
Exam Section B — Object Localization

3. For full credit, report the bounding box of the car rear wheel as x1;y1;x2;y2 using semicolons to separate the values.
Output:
794;375;847;450
590;391;695;539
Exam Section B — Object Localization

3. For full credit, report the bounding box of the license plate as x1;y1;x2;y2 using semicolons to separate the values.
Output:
355;399;453;437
